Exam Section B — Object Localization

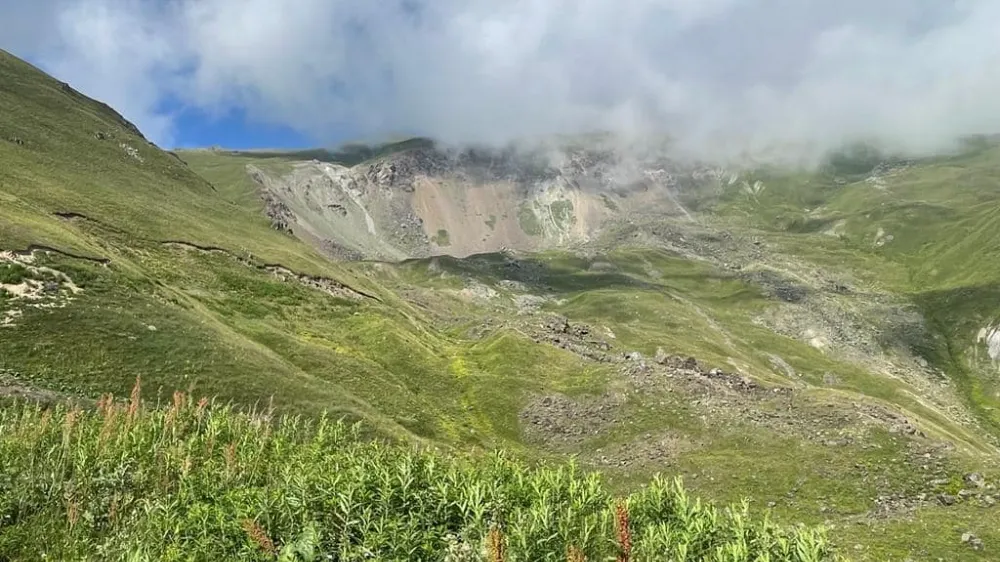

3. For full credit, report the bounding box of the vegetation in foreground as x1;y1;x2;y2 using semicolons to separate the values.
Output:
0;382;838;562
3;47;998;560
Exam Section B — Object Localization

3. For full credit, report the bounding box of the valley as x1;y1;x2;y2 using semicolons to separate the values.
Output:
3;47;1000;560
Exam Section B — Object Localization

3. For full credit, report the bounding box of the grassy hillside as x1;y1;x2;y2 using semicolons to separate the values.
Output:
3;47;1000;560
710;141;1000;431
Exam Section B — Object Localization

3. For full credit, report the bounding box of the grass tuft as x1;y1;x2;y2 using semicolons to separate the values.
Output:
0;262;30;285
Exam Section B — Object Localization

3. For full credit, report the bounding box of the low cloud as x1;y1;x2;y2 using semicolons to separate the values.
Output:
2;0;999;165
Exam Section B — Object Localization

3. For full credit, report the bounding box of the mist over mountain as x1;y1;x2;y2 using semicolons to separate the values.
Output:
3;0;1000;165
6;8;1000;554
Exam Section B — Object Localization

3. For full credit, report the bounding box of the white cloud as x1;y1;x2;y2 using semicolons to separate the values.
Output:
1;0;999;165
43;0;180;144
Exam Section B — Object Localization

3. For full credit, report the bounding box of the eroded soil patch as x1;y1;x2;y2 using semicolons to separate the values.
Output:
161;241;377;302
519;392;626;448
1;250;85;328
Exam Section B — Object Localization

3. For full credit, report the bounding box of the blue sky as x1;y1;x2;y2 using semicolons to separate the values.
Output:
18;51;324;149
168;105;314;150
2;0;1000;163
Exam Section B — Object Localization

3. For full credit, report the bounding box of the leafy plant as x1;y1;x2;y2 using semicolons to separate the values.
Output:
0;382;842;561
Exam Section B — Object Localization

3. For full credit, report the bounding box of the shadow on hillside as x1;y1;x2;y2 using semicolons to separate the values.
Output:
779;201;959;238
910;283;1000;358
905;282;1000;435
400;250;741;296
224;138;435;168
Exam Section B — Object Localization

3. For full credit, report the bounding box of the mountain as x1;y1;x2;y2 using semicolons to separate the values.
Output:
3;48;1000;560
186;138;712;261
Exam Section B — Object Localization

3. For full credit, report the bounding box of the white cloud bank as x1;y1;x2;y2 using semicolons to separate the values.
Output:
2;0;1000;164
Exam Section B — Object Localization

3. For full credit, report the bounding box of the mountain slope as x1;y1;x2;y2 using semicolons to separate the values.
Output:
3;48;1000;560
180;142;1000;558
0;49;620;448
709;142;1000;433
185;140;702;261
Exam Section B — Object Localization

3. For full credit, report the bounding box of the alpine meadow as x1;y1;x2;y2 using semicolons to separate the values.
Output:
3;15;1000;560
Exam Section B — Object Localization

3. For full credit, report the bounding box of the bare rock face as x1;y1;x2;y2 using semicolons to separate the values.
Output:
248;165;295;234
362;147;452;192
247;139;724;262
262;192;295;234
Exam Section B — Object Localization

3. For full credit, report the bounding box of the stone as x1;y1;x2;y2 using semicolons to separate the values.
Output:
546;316;570;334
654;347;669;365
961;532;984;551
965;473;986;488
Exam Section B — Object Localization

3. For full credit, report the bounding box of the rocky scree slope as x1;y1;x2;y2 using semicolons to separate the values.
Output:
241;140;729;260
214;137;999;450
5;45;1000;559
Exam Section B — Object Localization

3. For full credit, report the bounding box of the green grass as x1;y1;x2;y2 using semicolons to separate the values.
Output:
518;204;543;237
215;137;436;167
171;150;296;213
600;194;619;212
3;46;1000;560
708;140;1000;433
0;50;362;280
0;393;840;561
433;229;452;247
0;262;30;284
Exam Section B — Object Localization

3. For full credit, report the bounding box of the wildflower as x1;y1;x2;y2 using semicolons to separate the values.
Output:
241;519;277;556
66;497;79;529
63;406;81;436
487;526;506;562
108;495;119;525
195;397;209;420
615;500;632;562
169;390;185;417
224;442;237;472
127;375;141;422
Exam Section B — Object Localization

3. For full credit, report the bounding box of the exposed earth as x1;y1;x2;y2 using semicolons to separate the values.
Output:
5;47;1000;560
242;139;702;260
